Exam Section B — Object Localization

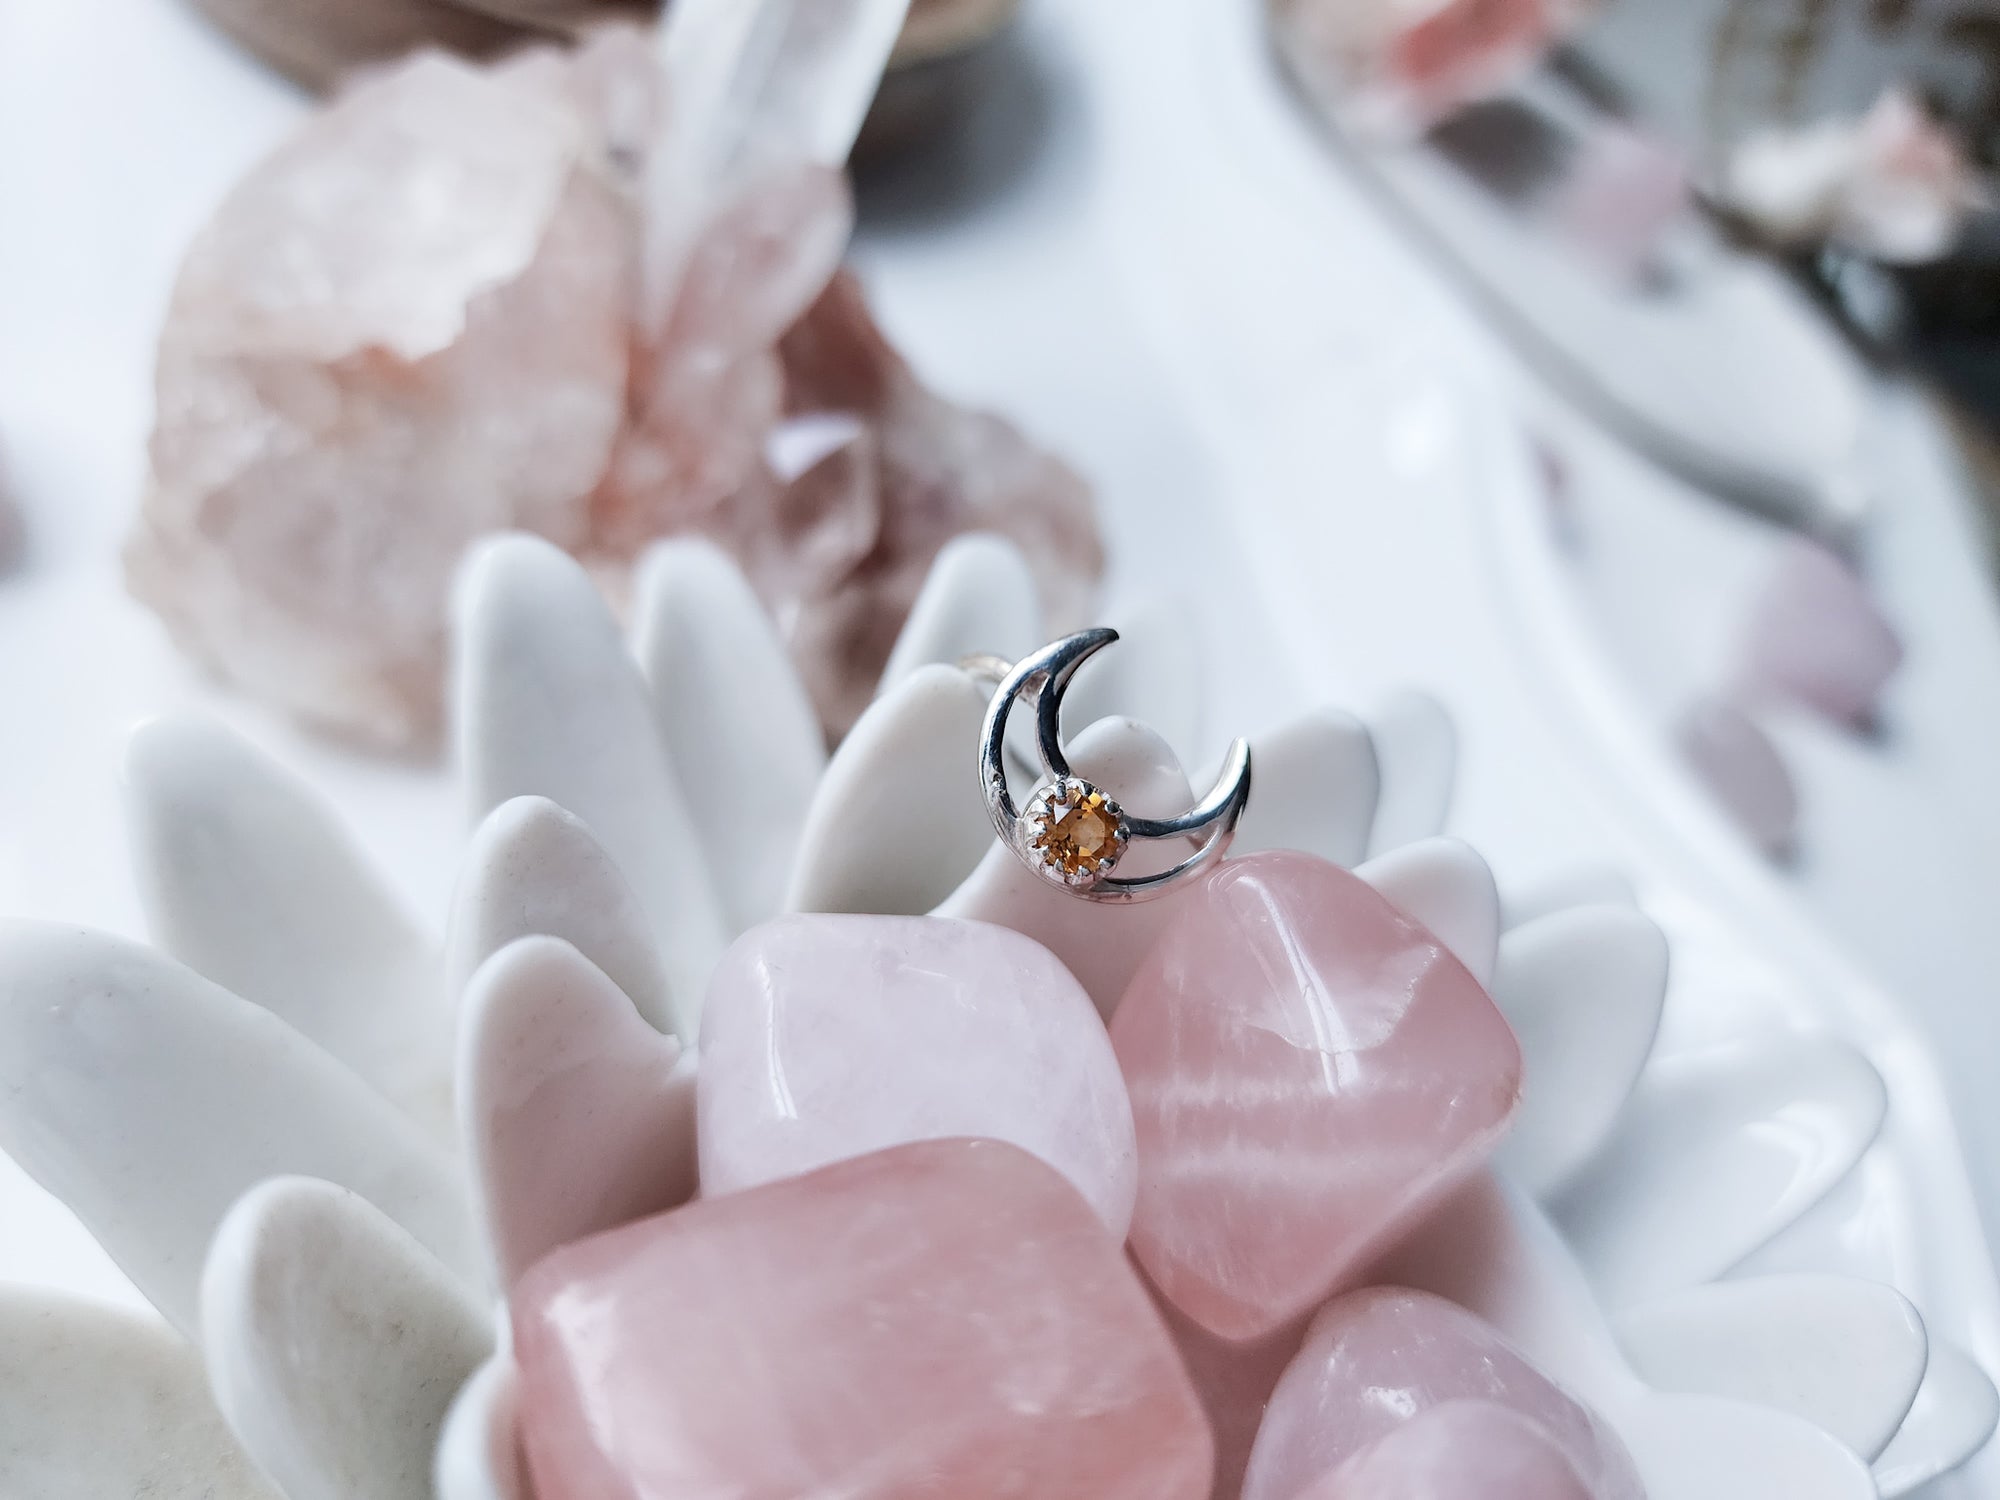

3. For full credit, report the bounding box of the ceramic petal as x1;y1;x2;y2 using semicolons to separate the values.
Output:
1365;691;1455;856
1614;1274;1925;1460
203;1177;494;1500
1492;905;1668;1197
876;532;1040;689
1873;1342;2000;1497
0;923;479;1336
633;539;825;936
1551;1036;1888;1308
436;1352;530;1500
453;534;727;1036
124;714;448;1133
935;717;1198;1018
459;936;698;1289
1355;835;1500;984
1501;866;1639;929
786;663;993;916
1231;707;1378;869
0;1285;277;1498
446;796;675;1036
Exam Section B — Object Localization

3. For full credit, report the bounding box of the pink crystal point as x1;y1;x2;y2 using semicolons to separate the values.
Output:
1111;851;1522;1342
1740;537;1903;730
513;1138;1214;1500
1301;1401;1596;1500
1242;1287;1643;1500
697;913;1138;1233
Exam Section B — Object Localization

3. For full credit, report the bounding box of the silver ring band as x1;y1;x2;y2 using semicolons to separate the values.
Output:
969;629;1252;903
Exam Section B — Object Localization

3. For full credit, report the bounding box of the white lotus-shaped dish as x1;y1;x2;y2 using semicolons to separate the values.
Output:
0;530;1990;1500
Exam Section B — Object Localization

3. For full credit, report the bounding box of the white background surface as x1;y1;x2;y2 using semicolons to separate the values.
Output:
3;0;1999;1489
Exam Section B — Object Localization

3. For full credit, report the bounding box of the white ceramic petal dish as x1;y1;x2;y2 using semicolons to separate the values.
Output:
0;0;1996;1493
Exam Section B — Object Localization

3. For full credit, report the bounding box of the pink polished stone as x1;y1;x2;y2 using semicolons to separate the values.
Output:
698;914;1137;1234
1740;537;1903;730
513;1138;1214;1500
1302;1401;1595;1500
1111;851;1522;1342
1242;1288;1642;1500
1149;1277;1309;1500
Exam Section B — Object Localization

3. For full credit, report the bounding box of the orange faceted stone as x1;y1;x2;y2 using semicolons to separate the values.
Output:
1032;784;1124;879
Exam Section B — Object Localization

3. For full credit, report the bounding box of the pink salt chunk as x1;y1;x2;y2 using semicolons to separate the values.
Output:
1301;1400;1597;1500
513;1137;1214;1500
697;914;1138;1235
1243;1287;1643;1500
1111;851;1522;1342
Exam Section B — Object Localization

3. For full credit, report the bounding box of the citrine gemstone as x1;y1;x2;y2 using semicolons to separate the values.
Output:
1032;784;1124;879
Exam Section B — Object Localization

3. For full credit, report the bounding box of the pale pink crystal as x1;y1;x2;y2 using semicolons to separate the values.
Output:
1241;1287;1642;1500
1148;1279;1310;1500
1300;1400;1596;1500
1675;695;1798;858
132;28;1100;748
1739;537;1903;730
1110;851;1522;1342
1273;0;1595;138
512;1138;1214;1500
697;914;1138;1234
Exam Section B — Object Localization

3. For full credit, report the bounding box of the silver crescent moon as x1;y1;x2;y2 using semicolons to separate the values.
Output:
971;629;1252;903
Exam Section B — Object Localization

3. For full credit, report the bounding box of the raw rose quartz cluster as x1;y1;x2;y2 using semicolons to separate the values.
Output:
509;852;1624;1499
129;24;1101;749
1270;0;1595;138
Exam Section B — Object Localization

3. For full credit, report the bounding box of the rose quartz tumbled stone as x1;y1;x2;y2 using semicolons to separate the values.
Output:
513;1138;1214;1500
1302;1401;1595;1500
1242;1288;1642;1500
697;914;1138;1234
1111;851;1522;1342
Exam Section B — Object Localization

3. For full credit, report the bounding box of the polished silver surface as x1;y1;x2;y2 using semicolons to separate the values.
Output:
970;629;1251;902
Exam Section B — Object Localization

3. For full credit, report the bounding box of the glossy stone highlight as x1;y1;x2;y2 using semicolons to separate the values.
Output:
1242;1288;1642;1500
698;914;1137;1234
1112;852;1522;1341
1301;1401;1596;1500
512;1139;1213;1500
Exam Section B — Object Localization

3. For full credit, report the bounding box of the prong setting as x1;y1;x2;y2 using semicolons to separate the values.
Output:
1020;778;1130;889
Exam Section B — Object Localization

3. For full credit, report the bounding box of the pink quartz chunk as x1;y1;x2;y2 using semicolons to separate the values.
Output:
698;914;1138;1234
513;1138;1214;1500
1149;1278;1310;1500
1300;1401;1595;1500
1111;851;1521;1342
1740;538;1903;730
1242;1288;1642;1500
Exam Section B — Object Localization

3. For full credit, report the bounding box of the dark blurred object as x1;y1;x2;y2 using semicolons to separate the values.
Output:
1579;0;2000;426
181;0;1021;131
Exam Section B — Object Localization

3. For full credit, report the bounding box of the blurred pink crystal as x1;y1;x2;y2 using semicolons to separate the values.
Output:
1273;0;1595;137
1110;851;1522;1343
696;914;1138;1234
1241;1287;1643;1500
130;19;1099;748
1300;1400;1597;1500
1739;537;1903;730
1676;695;1798;858
513;1138;1214;1500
